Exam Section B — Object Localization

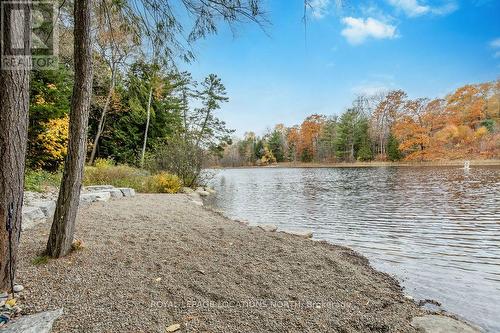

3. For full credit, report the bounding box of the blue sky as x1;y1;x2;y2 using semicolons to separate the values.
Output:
181;0;500;136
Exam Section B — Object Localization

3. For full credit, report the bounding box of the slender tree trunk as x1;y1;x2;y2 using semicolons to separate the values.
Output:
0;1;31;291
195;110;212;148
46;0;93;258
182;91;188;141
88;65;116;165
140;87;153;167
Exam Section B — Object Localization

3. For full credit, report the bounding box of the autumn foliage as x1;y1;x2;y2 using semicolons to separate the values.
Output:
392;82;499;160
220;81;499;166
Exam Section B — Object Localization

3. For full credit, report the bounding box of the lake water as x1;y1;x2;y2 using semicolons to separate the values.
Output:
206;166;500;332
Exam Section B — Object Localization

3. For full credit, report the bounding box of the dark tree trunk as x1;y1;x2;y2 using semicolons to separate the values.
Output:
46;0;93;258
88;64;116;165
140;86;153;168
0;0;31;291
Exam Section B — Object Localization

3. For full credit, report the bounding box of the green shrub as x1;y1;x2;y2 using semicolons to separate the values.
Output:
25;169;62;192
145;172;182;193
145;135;204;187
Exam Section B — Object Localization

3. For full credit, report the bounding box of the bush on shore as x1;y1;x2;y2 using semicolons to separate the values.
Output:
25;169;62;192
84;159;149;190
144;172;182;194
84;158;182;193
25;158;183;194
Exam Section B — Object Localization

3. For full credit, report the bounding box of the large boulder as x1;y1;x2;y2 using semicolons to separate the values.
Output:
197;190;210;197
84;185;115;191
0;308;63;333
79;192;110;203
22;206;46;230
282;229;314;239
93;192;111;202
205;187;216;194
28;200;56;220
411;315;481;333
258;224;278;232
79;193;98;204
118;188;135;197
181;187;194;194
105;189;123;199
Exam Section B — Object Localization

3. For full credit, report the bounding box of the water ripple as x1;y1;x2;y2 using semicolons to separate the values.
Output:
207;166;500;332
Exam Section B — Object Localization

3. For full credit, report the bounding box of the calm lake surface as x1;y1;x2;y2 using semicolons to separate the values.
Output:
206;166;500;332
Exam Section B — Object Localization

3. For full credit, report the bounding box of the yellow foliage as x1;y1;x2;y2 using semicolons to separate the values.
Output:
94;157;115;169
35;94;46;105
474;126;488;139
37;116;69;166
145;172;182;194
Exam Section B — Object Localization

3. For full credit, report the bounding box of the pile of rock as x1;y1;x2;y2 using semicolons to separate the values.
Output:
80;185;135;204
184;186;216;206
22;185;135;231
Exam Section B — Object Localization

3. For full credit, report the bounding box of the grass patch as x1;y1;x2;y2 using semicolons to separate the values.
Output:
84;158;182;193
25;159;183;194
32;255;50;265
25;169;62;192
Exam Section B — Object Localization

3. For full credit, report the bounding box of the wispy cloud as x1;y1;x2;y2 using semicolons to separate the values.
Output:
388;0;429;17
308;0;331;19
431;2;459;15
490;38;500;48
307;0;345;19
341;17;397;45
387;0;458;17
490;38;500;58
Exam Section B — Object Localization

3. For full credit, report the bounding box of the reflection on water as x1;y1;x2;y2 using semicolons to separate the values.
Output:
206;166;500;332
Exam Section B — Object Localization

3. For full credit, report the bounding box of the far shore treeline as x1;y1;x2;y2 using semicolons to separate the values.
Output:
218;81;500;167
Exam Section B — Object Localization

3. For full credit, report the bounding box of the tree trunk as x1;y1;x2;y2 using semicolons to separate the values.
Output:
0;0;31;291
140;87;153;167
46;0;93;258
88;64;116;165
195;110;212;148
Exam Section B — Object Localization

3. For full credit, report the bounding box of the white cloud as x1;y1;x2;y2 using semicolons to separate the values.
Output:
388;0;429;17
431;2;459;15
341;17;397;45
490;38;500;58
308;0;330;19
387;0;458;17
490;38;500;49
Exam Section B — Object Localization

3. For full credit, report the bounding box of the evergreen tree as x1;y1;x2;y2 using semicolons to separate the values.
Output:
387;134;402;161
254;139;265;159
268;129;285;162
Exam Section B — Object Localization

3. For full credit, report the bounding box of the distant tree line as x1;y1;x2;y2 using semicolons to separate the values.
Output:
219;81;500;166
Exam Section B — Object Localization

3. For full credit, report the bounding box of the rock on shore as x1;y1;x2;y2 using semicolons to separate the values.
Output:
22;185;135;230
1;308;63;333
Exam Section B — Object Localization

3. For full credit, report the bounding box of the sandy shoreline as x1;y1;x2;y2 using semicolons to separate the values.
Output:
15;194;427;332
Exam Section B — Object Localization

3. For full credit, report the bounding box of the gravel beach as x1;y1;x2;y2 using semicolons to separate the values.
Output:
16;194;423;332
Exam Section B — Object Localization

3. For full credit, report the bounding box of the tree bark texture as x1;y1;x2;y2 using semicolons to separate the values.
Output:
0;0;31;291
46;0;93;258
